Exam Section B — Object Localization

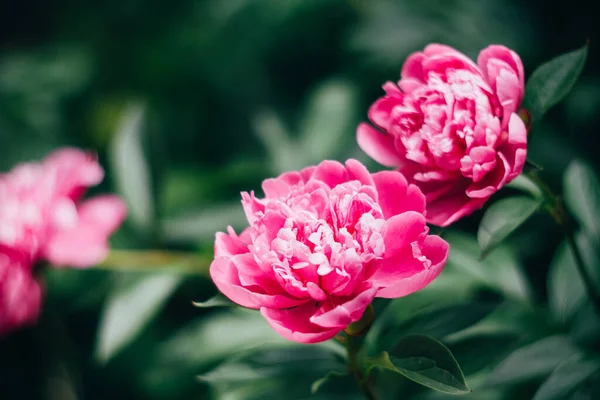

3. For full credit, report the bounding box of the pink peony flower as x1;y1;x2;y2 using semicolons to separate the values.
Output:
210;159;449;343
0;246;42;335
357;44;527;227
0;148;127;267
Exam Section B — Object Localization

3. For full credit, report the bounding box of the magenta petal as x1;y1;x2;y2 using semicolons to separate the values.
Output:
313;160;349;188
426;193;487;227
210;257;304;309
345;159;375;187
383;212;427;256
401;52;426;81
309;285;377;329
375;235;448;298
261;304;340;344
357;123;404;168
372;171;426;218
478;45;525;88
466;153;510;198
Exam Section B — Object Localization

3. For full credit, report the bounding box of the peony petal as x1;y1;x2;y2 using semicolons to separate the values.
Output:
369;92;403;129
215;227;250;257
309;284;377;329
261;304;340;344
466;152;510;198
401;52;426;81
375;235;448;298
312;160;349;188
43;225;109;268
357;123;404;168
426;193;487;227
382;212;427;256
345;159;375;187
372;171;426;217
77;195;127;235
262;178;292;199
210;257;304;309
478;45;525;89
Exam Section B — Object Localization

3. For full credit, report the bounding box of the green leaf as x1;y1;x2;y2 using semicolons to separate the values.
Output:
366;335;470;394
95;272;182;363
445;232;532;302
109;102;155;231
197;345;349;400
485;336;581;387
160;202;248;244
478;196;542;257
311;371;349;395
523;44;588;124
563;160;600;242
375;301;498;353
548;232;600;324
299;80;357;163
505;174;543;199
192;293;235;308
533;357;600;400
523;44;588;123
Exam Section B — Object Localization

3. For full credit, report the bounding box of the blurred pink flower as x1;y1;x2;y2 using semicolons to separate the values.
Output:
210;159;448;343
0;246;41;335
0;147;127;267
357;44;527;226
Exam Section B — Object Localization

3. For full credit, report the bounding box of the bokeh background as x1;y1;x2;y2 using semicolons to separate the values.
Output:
1;0;600;399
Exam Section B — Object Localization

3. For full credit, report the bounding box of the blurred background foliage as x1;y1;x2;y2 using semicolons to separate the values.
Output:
1;0;600;399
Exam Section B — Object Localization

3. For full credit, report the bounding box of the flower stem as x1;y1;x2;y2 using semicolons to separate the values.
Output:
346;335;378;400
528;171;600;315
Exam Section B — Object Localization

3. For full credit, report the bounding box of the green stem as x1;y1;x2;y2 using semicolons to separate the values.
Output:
528;172;600;315
346;335;378;400
96;249;210;275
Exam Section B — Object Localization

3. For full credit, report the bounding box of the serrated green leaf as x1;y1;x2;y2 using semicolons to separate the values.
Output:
95;272;182;363
485;336;581;387
563;160;600;242
366;335;470;394
478;196;542;257
533;357;600;400
193;293;236;308
109;102;155;232
523;44;588;123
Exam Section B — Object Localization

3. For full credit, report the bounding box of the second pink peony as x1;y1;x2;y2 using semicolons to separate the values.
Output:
357;44;527;227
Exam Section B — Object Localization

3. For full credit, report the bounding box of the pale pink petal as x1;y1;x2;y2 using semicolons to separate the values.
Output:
309;285;377;329
357;123;404;168
0;253;42;335
77;195;127;235
214;227;250;257
262;178;292;199
210;257;304;309
260;304;340;344
43;148;104;198
375;235;448;298
43;225;109;267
